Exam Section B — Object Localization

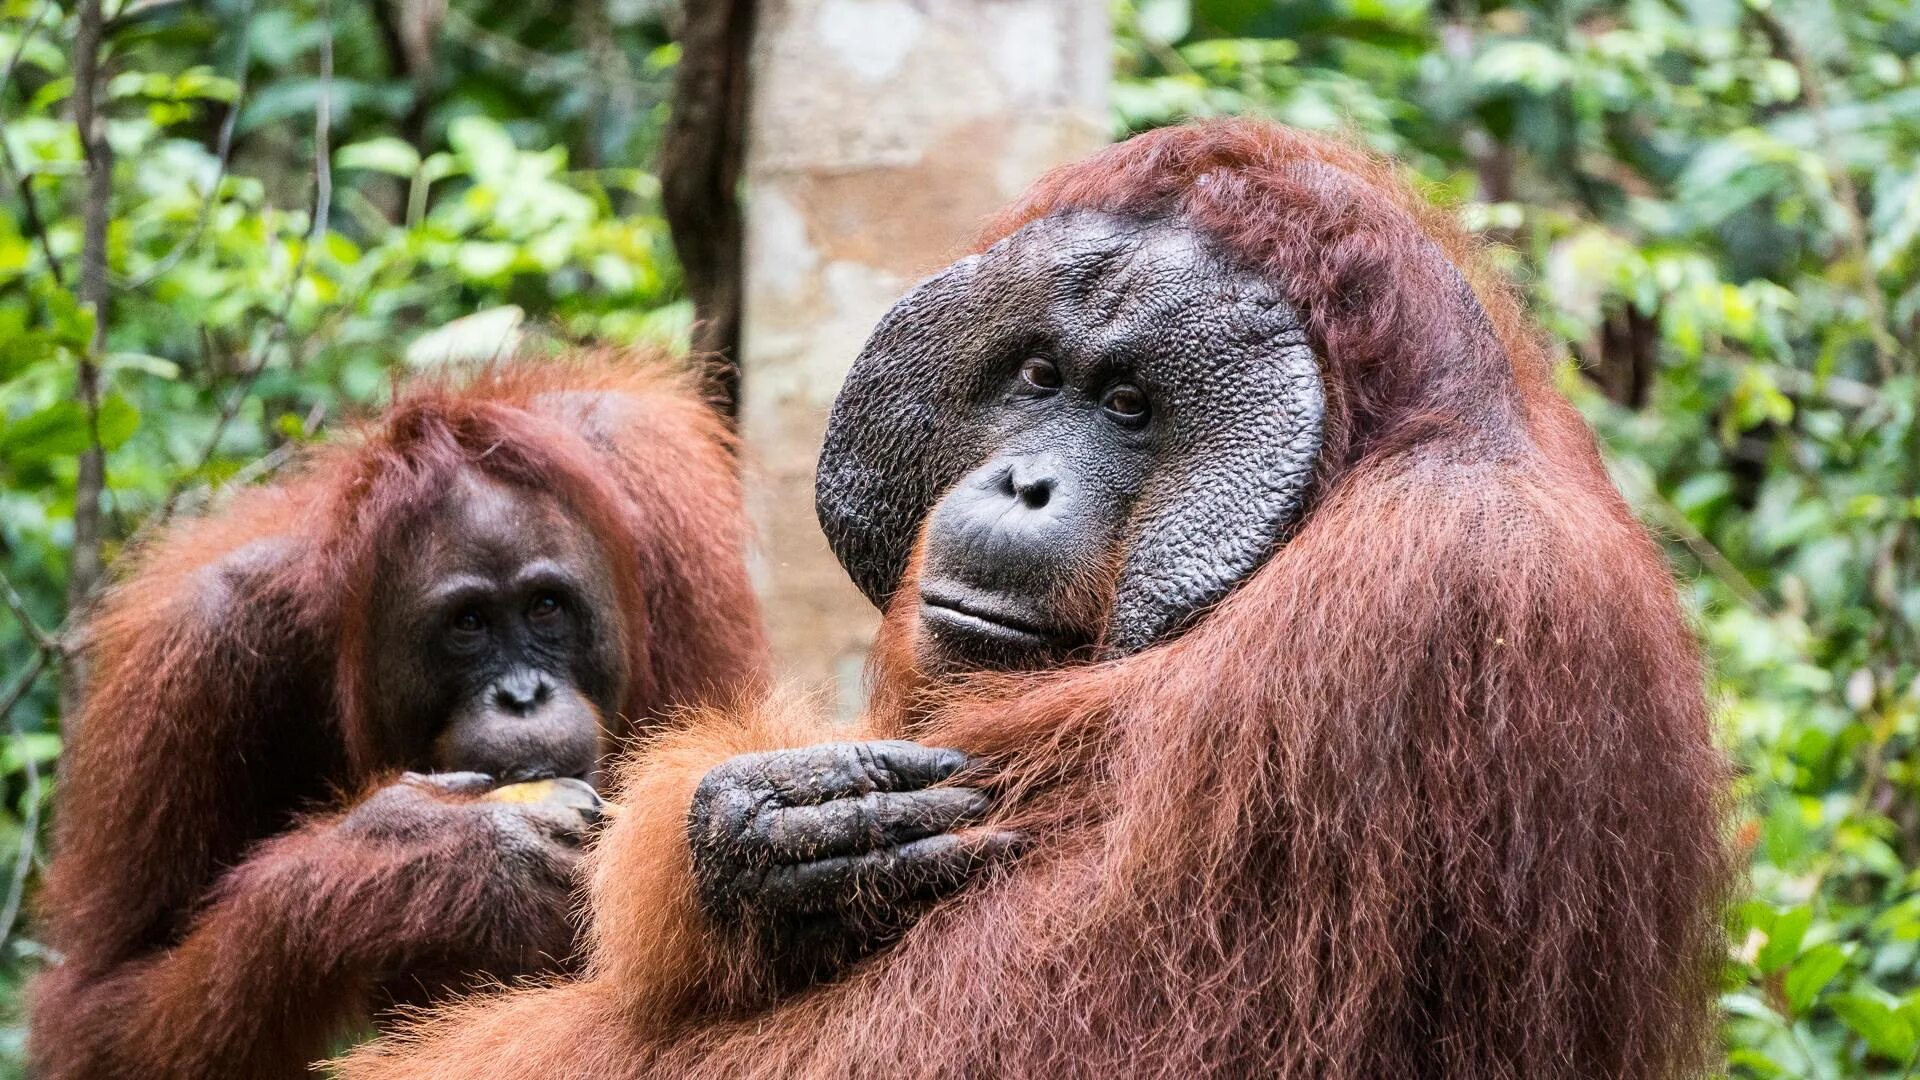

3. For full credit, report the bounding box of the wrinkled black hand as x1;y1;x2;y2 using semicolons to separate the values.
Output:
687;740;1021;973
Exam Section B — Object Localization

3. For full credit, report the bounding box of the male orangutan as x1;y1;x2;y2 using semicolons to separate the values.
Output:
342;120;1733;1079
29;352;769;1079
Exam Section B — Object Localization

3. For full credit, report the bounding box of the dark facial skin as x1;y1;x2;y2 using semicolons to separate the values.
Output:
368;470;629;787
914;354;1153;672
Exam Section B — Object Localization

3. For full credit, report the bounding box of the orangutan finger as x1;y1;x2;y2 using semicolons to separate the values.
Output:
755;827;1027;913
398;770;497;796
753;787;993;862
755;741;975;804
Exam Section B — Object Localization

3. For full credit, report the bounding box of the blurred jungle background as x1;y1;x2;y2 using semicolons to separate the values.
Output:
0;0;1915;1074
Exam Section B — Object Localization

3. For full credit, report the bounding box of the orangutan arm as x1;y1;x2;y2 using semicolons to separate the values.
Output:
31;776;592;1080
329;706;844;1080
333;700;1020;1080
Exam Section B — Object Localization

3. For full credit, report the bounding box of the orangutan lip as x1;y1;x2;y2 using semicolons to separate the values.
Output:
918;587;1067;647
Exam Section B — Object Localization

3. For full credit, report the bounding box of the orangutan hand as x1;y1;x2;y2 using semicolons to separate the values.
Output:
686;740;1023;932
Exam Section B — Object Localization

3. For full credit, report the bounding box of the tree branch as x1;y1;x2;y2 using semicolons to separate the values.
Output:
660;0;756;419
0;648;47;721
0;646;48;942
0;571;58;656
61;0;111;722
440;7;663;96
1615;465;1774;615
0;0;53;104
132;3;333;542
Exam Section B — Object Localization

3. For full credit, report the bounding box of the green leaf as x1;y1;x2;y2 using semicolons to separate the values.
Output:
1757;904;1811;972
1473;42;1574;93
0;392;138;464
0;733;57;778
335;137;421;178
0;400;91;463
420;151;461;184
448;116;519;179
1762;799;1812;869
173;68;241;103
1829;992;1916;1060
104;353;181;381
1782;944;1848;1014
452;242;518;281
1136;0;1192;45
405;305;525;368
95;394;140;452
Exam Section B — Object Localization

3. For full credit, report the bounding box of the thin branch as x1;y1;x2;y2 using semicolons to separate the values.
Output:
116;0;257;290
0;0;64;286
0;650;47;733
1784;1018;1832;1080
310;1;332;247
218;0;331;426
102;0;192;33
0;648;47;942
160;438;304;522
65;0;112;655
574;0;637;170
1768;365;1884;413
0;0;53;104
1120;0;1195;78
442;7;667;96
0;572;57;655
0;112;65;284
1614;464;1774;615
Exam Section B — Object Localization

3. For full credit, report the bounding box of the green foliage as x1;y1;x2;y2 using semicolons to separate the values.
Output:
1116;0;1919;1073
0;0;1912;1075
0;0;679;1073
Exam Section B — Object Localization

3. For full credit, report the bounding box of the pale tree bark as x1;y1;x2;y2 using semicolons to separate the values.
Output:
737;0;1110;713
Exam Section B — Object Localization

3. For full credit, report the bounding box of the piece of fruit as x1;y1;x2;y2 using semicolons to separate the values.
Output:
482;777;622;817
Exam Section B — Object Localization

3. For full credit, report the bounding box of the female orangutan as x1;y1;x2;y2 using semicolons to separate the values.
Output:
30;351;767;1079
340;119;1732;1080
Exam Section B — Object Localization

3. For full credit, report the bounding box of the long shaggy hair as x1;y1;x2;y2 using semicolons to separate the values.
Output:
341;120;1733;1080
32;349;767;1080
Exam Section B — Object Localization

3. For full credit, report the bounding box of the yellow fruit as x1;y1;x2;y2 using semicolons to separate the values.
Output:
483;779;569;805
481;778;622;817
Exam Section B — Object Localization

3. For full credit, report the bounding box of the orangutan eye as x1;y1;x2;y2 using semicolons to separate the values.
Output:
1101;384;1149;426
449;608;486;640
1019;357;1063;391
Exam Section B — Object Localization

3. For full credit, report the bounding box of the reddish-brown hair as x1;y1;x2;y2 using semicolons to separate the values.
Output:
32;349;768;1079
314;357;757;770
342;120;1732;1080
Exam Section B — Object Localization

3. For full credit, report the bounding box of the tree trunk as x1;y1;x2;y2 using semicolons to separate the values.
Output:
660;0;757;417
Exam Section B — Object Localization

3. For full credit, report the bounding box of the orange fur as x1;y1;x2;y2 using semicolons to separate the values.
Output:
30;350;768;1079
339;121;1731;1080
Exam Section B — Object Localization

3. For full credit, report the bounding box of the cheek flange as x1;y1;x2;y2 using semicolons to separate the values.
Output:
1103;342;1323;654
